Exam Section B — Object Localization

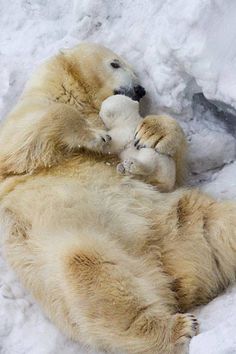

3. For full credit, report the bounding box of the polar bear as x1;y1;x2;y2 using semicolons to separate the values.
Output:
0;43;145;176
100;94;186;191
0;43;236;354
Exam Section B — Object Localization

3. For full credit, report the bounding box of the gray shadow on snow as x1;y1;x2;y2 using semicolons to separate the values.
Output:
192;93;236;136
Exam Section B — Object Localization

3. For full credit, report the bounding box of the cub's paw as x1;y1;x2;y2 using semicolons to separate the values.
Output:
117;162;126;175
88;130;112;152
172;313;199;345
117;159;141;176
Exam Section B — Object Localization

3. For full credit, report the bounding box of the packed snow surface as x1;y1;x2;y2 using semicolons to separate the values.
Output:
1;0;236;353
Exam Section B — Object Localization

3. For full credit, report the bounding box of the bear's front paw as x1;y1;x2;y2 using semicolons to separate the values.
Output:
134;115;186;158
87;130;112;152
172;313;199;346
134;117;165;150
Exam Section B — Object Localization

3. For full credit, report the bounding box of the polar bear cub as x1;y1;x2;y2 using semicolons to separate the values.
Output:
100;95;177;191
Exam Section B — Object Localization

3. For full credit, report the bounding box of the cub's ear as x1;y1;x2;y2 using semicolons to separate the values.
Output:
100;109;113;121
131;99;140;112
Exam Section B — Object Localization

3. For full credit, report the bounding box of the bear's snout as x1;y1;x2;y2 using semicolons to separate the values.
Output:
114;85;146;101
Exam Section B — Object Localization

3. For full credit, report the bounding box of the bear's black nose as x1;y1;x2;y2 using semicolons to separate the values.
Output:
133;85;146;101
113;85;146;101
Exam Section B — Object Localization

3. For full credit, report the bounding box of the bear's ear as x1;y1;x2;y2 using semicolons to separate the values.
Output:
59;47;71;55
59;49;66;56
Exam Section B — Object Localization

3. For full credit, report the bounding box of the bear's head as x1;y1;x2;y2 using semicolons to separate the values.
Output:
62;43;146;108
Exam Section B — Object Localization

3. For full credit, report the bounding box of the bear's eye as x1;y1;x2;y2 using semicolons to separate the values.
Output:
110;61;121;69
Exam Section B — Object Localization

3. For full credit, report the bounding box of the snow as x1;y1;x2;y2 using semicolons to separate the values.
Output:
1;0;236;353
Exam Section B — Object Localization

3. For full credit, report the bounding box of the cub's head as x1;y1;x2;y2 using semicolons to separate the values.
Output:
100;95;140;129
63;43;146;108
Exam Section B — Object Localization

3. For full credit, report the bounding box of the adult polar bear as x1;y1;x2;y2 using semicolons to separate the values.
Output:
0;43;235;354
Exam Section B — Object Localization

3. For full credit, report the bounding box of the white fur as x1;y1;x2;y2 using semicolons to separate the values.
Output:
100;95;176;190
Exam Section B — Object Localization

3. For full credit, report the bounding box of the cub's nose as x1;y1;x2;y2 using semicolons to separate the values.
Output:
133;85;146;101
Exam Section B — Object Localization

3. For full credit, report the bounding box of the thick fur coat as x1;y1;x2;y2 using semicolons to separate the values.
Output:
0;43;236;354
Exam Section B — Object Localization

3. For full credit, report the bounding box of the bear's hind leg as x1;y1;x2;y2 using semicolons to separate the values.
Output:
62;236;198;354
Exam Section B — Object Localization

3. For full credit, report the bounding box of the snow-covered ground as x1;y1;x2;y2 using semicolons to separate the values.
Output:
1;1;236;353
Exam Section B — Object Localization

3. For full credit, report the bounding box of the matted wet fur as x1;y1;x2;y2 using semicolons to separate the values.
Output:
0;43;236;354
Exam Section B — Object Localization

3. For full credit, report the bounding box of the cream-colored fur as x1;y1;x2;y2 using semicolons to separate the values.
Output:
0;43;235;354
0;43;138;176
100;94;186;191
